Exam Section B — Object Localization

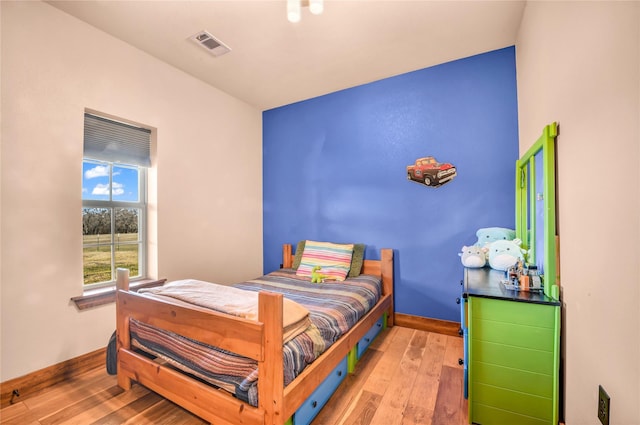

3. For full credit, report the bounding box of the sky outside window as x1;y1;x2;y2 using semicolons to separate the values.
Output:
82;160;139;202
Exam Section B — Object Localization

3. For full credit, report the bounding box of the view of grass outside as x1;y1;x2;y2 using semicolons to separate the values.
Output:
82;233;140;284
82;206;141;285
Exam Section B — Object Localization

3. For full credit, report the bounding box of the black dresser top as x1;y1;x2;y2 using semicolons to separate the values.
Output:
463;267;561;306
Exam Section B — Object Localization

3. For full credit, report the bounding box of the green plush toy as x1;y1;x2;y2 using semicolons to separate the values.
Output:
311;266;330;283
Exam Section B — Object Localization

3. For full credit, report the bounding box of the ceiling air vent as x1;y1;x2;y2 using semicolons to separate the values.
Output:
189;30;231;57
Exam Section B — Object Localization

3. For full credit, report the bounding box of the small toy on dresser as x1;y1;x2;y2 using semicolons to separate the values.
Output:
459;245;488;268
475;227;516;247
487;239;526;271
501;260;544;292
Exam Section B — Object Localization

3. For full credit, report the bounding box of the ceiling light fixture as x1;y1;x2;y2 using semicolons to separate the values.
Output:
287;0;301;23
309;0;323;15
287;0;323;23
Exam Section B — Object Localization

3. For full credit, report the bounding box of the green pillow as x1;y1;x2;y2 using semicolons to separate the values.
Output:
348;243;366;278
292;240;306;269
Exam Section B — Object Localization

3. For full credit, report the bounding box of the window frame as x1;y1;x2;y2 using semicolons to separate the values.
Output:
82;159;147;289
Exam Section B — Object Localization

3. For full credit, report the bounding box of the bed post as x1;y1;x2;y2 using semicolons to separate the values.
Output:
258;291;285;425
115;268;132;390
380;248;394;327
282;244;293;269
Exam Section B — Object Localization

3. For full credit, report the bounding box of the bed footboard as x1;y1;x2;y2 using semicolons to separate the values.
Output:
116;269;285;425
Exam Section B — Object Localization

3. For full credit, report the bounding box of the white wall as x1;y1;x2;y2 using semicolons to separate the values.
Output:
516;2;639;424
0;1;263;381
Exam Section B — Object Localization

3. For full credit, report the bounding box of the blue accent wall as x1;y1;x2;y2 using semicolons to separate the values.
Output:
263;47;519;321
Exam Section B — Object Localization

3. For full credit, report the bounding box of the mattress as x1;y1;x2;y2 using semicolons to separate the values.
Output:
129;268;382;406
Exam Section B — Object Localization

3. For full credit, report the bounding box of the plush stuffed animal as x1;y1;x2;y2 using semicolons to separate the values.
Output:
475;227;516;247
488;239;526;271
459;245;487;268
311;266;330;283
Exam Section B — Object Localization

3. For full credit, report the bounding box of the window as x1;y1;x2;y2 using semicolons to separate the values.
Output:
82;113;151;288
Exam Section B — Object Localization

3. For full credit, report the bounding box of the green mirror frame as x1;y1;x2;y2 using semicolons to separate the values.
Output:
515;122;559;300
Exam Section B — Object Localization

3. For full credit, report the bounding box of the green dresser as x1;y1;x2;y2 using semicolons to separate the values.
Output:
464;268;561;425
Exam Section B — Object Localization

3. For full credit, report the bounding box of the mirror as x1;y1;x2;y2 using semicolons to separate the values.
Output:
515;122;559;300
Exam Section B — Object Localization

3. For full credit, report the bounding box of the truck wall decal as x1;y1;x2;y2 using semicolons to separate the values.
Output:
406;156;457;187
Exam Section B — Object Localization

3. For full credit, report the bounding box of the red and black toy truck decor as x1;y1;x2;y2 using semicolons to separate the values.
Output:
406;156;457;187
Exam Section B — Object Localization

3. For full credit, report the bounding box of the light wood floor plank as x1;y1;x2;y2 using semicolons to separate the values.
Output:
46;383;150;425
89;392;164;425
0;401;40;425
432;366;464;425
367;324;397;353
361;327;414;396
39;385;125;425
121;398;207;425
400;332;448;425
311;341;385;425
23;369;116;419
443;335;464;369
337;390;382;425
368;330;429;425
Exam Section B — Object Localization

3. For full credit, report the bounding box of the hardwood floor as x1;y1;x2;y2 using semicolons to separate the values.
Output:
0;327;467;425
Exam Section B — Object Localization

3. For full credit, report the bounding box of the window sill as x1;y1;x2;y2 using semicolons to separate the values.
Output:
71;278;167;311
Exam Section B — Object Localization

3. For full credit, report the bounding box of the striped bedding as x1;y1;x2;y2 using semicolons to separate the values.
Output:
129;268;382;406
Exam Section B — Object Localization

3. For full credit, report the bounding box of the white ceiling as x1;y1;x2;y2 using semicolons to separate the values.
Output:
47;0;526;111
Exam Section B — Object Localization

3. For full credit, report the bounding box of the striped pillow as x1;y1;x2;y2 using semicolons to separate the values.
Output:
296;240;354;282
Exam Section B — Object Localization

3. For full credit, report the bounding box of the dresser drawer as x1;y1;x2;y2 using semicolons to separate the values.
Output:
472;318;555;351
471;297;556;328
294;356;348;425
472;340;555;375
472;362;553;398
471;402;551;425
472;382;552;422
357;316;384;359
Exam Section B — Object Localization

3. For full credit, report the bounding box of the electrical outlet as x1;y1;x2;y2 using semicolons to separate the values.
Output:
598;385;610;425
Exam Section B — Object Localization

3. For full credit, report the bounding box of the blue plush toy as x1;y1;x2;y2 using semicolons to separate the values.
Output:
488;239;526;271
459;245;487;268
475;227;516;247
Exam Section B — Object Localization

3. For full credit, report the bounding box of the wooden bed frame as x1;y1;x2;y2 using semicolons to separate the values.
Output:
116;244;394;425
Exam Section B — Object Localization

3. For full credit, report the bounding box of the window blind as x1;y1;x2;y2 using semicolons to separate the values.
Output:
84;113;151;167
